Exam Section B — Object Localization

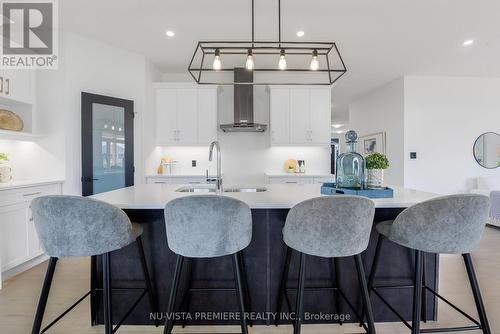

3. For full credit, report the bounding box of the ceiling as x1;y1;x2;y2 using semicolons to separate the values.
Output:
60;0;500;115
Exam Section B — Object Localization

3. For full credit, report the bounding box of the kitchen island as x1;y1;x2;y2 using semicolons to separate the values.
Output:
90;183;441;326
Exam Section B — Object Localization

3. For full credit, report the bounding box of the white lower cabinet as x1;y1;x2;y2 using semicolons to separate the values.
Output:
0;182;62;286
145;175;216;185
0;202;31;271
265;174;335;185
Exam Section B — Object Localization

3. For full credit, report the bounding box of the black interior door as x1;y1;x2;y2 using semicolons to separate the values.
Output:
81;92;134;196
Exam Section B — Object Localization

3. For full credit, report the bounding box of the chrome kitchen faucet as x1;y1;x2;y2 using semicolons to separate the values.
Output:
209;141;222;193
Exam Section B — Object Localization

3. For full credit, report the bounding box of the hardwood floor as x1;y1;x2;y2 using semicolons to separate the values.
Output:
1;227;499;334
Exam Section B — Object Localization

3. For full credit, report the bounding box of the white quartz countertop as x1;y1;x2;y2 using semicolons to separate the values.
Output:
91;183;441;210
145;174;217;178
0;179;64;191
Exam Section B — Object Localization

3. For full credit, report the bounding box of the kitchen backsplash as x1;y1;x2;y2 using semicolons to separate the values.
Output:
146;141;331;184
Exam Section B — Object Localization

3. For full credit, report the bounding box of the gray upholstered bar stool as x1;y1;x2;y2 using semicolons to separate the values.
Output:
275;196;376;334
30;195;159;334
367;194;491;334
163;195;252;334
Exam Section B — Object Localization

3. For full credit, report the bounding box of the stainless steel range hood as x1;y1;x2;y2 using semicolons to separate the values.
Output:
220;68;267;133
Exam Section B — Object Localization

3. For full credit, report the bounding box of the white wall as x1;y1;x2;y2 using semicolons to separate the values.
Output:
349;75;500;194
0;140;61;180
404;76;500;194
147;76;332;184
349;78;405;186
36;32;160;195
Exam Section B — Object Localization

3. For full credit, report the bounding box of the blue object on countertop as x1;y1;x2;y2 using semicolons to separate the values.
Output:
321;183;394;199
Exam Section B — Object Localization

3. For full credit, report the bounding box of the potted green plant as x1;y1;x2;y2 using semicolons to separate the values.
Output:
365;153;389;189
0;152;12;183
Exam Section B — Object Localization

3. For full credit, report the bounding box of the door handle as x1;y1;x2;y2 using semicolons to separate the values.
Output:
5;78;10;95
82;177;99;182
23;191;42;197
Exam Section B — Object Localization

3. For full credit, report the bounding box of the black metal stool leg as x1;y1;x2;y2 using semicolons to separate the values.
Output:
180;258;193;328
355;254;376;334
421;252;427;323
102;252;113;334
463;254;491;334
360;233;384;325
136;236;159;327
238;251;253;327
294;253;307;334
31;257;58;334
275;246;292;326
90;255;98;326
164;255;184;334
332;258;343;325
232;252;249;334
412;250;423;334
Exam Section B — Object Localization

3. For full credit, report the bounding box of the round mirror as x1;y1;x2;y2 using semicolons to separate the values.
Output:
473;132;500;169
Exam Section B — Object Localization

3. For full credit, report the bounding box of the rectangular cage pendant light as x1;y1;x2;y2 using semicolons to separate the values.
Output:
187;0;347;86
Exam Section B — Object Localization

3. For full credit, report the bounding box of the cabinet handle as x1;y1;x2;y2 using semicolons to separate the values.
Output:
285;181;298;184
0;77;3;93
5;78;10;95
29;217;34;222
154;181;167;184
23;191;42;197
188;181;201;184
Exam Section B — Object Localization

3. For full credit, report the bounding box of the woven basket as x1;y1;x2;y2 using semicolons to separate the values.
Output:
0;109;24;131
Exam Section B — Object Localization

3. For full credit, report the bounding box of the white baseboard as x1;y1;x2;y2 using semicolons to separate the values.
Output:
1;254;49;283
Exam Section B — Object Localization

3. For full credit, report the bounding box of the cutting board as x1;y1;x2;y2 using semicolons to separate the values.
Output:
0;110;24;131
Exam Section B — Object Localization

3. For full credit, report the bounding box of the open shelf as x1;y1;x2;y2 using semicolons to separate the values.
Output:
0;129;40;141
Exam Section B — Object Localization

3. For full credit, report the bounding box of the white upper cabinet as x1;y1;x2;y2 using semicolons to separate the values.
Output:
155;88;177;144
176;88;198;144
270;88;290;145
270;86;331;146
290;88;310;144
0;69;35;105
197;88;218;143
154;84;218;146
309;88;331;144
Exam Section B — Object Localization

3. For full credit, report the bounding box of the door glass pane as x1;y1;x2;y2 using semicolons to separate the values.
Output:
92;103;126;194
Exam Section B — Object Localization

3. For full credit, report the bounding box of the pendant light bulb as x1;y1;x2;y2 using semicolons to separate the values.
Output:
245;49;254;70
213;49;222;70
278;49;287;70
310;49;319;71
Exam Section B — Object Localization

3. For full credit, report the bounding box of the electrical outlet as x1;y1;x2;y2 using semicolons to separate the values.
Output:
410;152;417;159
192;160;197;167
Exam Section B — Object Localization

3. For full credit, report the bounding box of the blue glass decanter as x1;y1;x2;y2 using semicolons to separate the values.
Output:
336;130;365;189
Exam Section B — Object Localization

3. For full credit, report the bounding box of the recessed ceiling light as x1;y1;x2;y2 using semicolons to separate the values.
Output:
296;30;305;37
166;30;175;37
331;124;343;129
462;39;474;46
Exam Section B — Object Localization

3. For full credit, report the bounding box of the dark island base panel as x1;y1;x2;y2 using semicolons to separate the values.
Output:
91;208;438;326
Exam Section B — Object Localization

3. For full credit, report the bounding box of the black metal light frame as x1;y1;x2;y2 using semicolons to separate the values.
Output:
188;0;347;85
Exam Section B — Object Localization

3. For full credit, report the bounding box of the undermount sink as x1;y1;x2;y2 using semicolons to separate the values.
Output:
224;187;267;193
175;186;216;193
175;186;267;193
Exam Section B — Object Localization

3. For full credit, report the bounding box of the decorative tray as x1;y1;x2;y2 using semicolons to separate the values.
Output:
321;183;394;199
